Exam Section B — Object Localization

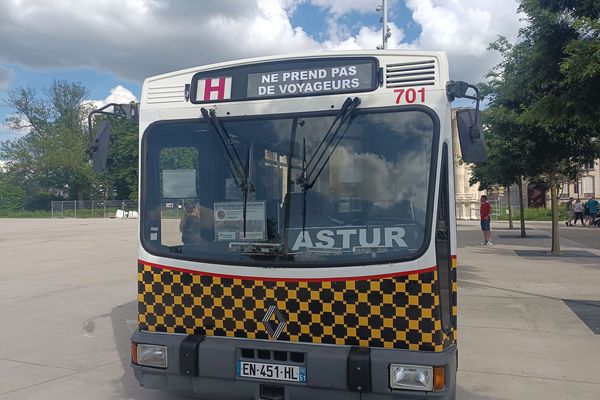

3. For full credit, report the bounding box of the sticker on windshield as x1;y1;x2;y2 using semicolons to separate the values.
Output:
214;201;266;241
150;226;159;241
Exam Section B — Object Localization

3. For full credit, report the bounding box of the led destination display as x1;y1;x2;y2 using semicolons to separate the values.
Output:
190;57;379;103
247;63;373;98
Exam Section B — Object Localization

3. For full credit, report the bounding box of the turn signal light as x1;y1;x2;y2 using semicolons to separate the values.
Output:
131;343;139;364
433;366;445;391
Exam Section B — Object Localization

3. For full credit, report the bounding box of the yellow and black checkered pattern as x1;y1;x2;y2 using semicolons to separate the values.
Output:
447;258;458;348
138;261;457;352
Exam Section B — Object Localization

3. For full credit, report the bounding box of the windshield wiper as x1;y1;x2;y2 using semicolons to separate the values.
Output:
295;96;361;231
201;108;255;238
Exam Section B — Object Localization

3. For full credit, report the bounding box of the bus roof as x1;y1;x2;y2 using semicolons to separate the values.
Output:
140;50;450;115
145;50;448;82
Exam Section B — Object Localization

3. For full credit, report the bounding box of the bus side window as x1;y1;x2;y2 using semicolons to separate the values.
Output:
436;143;452;332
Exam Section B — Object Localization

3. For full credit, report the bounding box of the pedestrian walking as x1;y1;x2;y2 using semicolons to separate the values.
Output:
587;196;599;227
573;199;585;226
565;197;574;226
480;195;493;245
584;200;591;226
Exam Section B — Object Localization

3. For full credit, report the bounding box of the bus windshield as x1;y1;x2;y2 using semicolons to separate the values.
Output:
141;108;437;267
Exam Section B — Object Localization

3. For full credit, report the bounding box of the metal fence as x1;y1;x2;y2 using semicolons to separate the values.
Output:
51;200;138;219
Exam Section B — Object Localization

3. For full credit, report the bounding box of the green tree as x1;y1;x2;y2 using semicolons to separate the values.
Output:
481;1;600;253
1;80;93;201
0;182;26;212
521;0;600;134
159;147;198;170
470;106;532;235
100;117;139;200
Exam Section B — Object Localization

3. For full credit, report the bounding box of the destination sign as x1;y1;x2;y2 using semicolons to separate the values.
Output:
189;57;379;104
247;64;373;98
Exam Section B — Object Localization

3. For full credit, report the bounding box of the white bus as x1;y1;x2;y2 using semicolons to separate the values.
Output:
91;50;484;400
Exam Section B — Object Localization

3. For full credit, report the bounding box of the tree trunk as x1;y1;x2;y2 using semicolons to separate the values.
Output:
77;185;84;202
550;178;560;254
507;185;513;229
518;176;526;238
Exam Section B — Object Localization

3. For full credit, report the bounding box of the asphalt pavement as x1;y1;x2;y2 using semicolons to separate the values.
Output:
456;220;600;399
530;220;600;251
0;218;598;399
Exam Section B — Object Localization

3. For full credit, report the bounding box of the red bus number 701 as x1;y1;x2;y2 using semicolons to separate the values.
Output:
394;88;426;104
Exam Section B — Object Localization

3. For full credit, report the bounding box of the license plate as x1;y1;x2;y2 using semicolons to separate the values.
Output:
237;360;307;383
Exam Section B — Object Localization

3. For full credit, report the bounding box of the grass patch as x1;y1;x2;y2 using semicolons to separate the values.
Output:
0;210;52;218
51;208;121;218
0;208;122;218
494;206;568;221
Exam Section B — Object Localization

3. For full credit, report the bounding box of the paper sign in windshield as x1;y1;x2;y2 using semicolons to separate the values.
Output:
162;169;197;199
214;201;266;241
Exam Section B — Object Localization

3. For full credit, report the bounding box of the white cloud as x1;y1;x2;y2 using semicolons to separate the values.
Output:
405;0;526;82
225;0;317;57
89;85;138;109
286;0;523;83
0;0;319;82
307;0;384;16
323;23;407;51
0;0;525;85
100;85;137;105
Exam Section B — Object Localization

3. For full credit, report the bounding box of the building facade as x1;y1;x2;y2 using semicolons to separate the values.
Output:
561;161;599;201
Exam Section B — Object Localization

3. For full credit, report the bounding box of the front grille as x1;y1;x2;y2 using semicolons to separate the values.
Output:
240;348;305;363
385;60;436;88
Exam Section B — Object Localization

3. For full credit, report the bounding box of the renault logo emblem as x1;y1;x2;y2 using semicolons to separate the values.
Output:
261;306;287;339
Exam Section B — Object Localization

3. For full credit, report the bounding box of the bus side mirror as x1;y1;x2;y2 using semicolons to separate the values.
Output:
87;102;138;173
91;120;113;173
456;109;487;163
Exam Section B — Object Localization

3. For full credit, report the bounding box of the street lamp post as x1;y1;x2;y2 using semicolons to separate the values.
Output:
376;0;391;50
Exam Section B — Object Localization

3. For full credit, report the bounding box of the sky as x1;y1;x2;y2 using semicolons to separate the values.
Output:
0;0;526;143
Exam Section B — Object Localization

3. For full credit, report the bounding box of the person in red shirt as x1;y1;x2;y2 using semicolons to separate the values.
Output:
480;195;492;245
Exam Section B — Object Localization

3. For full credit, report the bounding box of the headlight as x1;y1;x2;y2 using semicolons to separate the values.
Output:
134;343;168;369
389;364;433;391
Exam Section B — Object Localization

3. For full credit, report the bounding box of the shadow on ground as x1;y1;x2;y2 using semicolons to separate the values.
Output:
110;300;197;400
456;264;494;293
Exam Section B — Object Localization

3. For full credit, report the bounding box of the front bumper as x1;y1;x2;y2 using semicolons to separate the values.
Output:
132;330;457;400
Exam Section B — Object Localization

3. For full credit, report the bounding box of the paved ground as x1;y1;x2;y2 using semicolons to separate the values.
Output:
456;220;600;399
0;218;599;399
528;220;600;251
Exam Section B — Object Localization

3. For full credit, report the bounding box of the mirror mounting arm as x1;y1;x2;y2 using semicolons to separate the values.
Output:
446;80;482;136
448;81;487;163
87;102;138;151
446;81;481;109
87;102;138;173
